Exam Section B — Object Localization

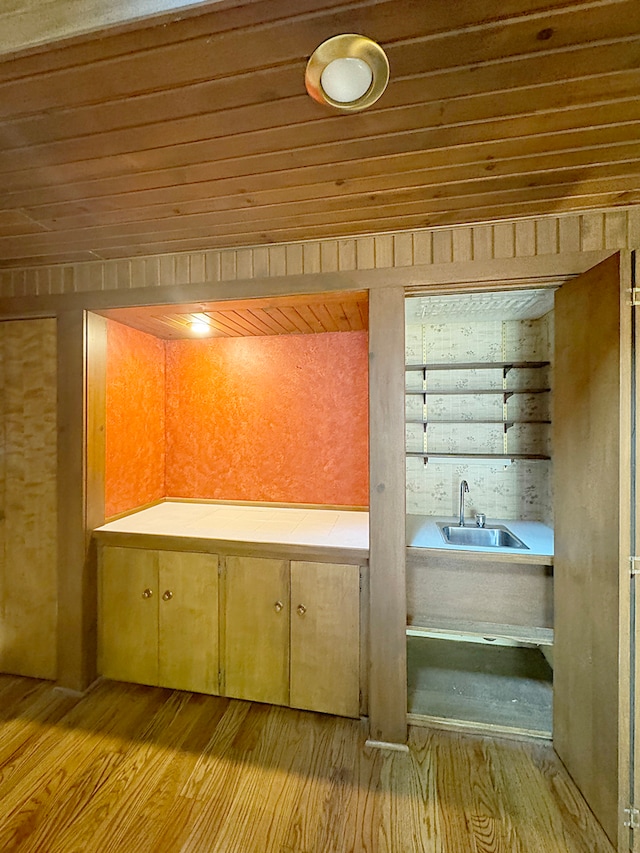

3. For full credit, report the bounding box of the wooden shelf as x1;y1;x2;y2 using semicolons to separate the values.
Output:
406;452;551;461
406;361;550;372
406;618;554;646
405;418;551;426
405;387;550;396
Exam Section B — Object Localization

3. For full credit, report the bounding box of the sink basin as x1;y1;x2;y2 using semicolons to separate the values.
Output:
437;523;529;550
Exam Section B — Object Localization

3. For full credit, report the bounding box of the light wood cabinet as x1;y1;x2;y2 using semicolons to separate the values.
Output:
99;544;364;718
99;546;219;694
223;556;361;717
290;561;360;718
222;555;290;706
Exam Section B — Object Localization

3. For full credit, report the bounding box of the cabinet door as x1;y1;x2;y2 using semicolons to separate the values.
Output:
223;556;289;705
99;546;158;686
290;561;360;718
554;252;633;849
158;551;219;694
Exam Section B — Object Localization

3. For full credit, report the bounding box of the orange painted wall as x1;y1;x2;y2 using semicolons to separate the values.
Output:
164;331;369;506
105;320;166;518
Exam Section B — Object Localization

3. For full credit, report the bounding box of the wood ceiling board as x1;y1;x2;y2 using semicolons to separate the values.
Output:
0;0;638;266
11;131;640;227
94;291;368;339
3;81;638;194
3;172;638;256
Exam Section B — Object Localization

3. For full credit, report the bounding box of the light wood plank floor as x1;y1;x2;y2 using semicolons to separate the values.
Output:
0;675;614;853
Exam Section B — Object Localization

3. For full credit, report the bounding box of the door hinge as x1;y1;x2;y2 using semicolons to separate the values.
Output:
624;806;640;830
631;287;640;307
630;556;640;576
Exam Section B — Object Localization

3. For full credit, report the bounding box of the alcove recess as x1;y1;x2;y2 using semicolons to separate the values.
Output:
404;288;554;737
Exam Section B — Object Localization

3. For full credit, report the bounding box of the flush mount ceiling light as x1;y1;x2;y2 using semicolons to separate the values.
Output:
305;34;389;112
188;314;212;335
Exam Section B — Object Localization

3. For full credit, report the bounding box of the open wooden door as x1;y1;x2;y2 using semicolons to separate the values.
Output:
554;251;635;851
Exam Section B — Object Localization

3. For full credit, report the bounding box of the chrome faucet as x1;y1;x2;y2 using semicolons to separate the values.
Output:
459;480;469;526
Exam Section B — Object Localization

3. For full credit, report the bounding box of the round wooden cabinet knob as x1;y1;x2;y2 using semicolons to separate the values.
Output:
274;600;283;612
142;588;153;599
296;604;307;616
162;590;173;601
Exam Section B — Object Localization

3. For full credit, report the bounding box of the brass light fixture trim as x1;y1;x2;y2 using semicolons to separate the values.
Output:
305;34;389;112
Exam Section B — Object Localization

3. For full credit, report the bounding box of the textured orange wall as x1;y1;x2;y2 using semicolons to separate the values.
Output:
105;320;166;518
164;331;369;506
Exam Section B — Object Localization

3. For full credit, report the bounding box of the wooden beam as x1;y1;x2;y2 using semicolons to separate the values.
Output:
367;286;407;745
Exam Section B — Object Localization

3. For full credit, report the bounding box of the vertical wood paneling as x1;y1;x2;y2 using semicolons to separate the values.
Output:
0;209;638;299
0;318;57;679
252;247;269;279
285;244;303;276
368;286;406;745
432;230;453;265
581;212;606;251
515;220;536;256
57;310;95;690
493;222;515;259
320;241;338;273
269;245;287;278
536;218;559;255
374;234;394;269
604;209;629;249
302;242;321;274
220;251;237;282
413;231;432;265
472;224;493;260
338;239;357;271
393;233;413;267
236;248;254;280
356;237;375;269
558;215;581;254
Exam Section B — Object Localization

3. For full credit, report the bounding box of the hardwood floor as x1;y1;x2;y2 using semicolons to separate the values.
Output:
0;675;613;853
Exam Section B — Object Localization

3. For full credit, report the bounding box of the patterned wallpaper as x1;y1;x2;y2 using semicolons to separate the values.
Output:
105;320;166;518
405;309;553;524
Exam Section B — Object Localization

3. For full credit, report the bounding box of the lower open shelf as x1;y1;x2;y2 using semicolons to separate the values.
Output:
407;635;553;738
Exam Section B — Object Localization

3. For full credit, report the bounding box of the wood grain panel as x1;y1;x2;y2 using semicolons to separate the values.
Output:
290;561;360;718
96;291;368;339
367;287;407;744
0;318;57;679
99;546;158;685
222;556;289;706
157;551;219;695
406;555;553;630
0;0;637;266
553;252;628;846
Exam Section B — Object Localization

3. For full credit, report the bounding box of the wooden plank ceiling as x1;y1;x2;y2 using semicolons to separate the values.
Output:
95;291;368;338
0;0;638;268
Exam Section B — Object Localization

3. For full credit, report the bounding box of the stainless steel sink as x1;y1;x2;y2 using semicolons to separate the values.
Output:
437;523;529;549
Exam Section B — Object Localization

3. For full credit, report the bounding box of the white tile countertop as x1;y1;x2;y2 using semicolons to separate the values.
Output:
95;501;370;551
95;502;554;559
406;514;554;558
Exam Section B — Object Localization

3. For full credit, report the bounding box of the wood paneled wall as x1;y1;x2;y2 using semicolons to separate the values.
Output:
0;208;638;300
0;319;57;679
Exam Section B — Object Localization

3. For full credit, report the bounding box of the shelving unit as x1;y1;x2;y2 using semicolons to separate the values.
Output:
405;360;551;463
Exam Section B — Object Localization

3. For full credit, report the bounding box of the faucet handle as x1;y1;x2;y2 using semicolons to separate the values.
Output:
475;513;486;528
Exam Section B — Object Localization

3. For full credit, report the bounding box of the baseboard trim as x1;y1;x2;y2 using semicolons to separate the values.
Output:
365;738;410;753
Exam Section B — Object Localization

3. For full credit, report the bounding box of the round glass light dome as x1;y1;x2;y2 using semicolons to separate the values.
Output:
320;57;373;103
